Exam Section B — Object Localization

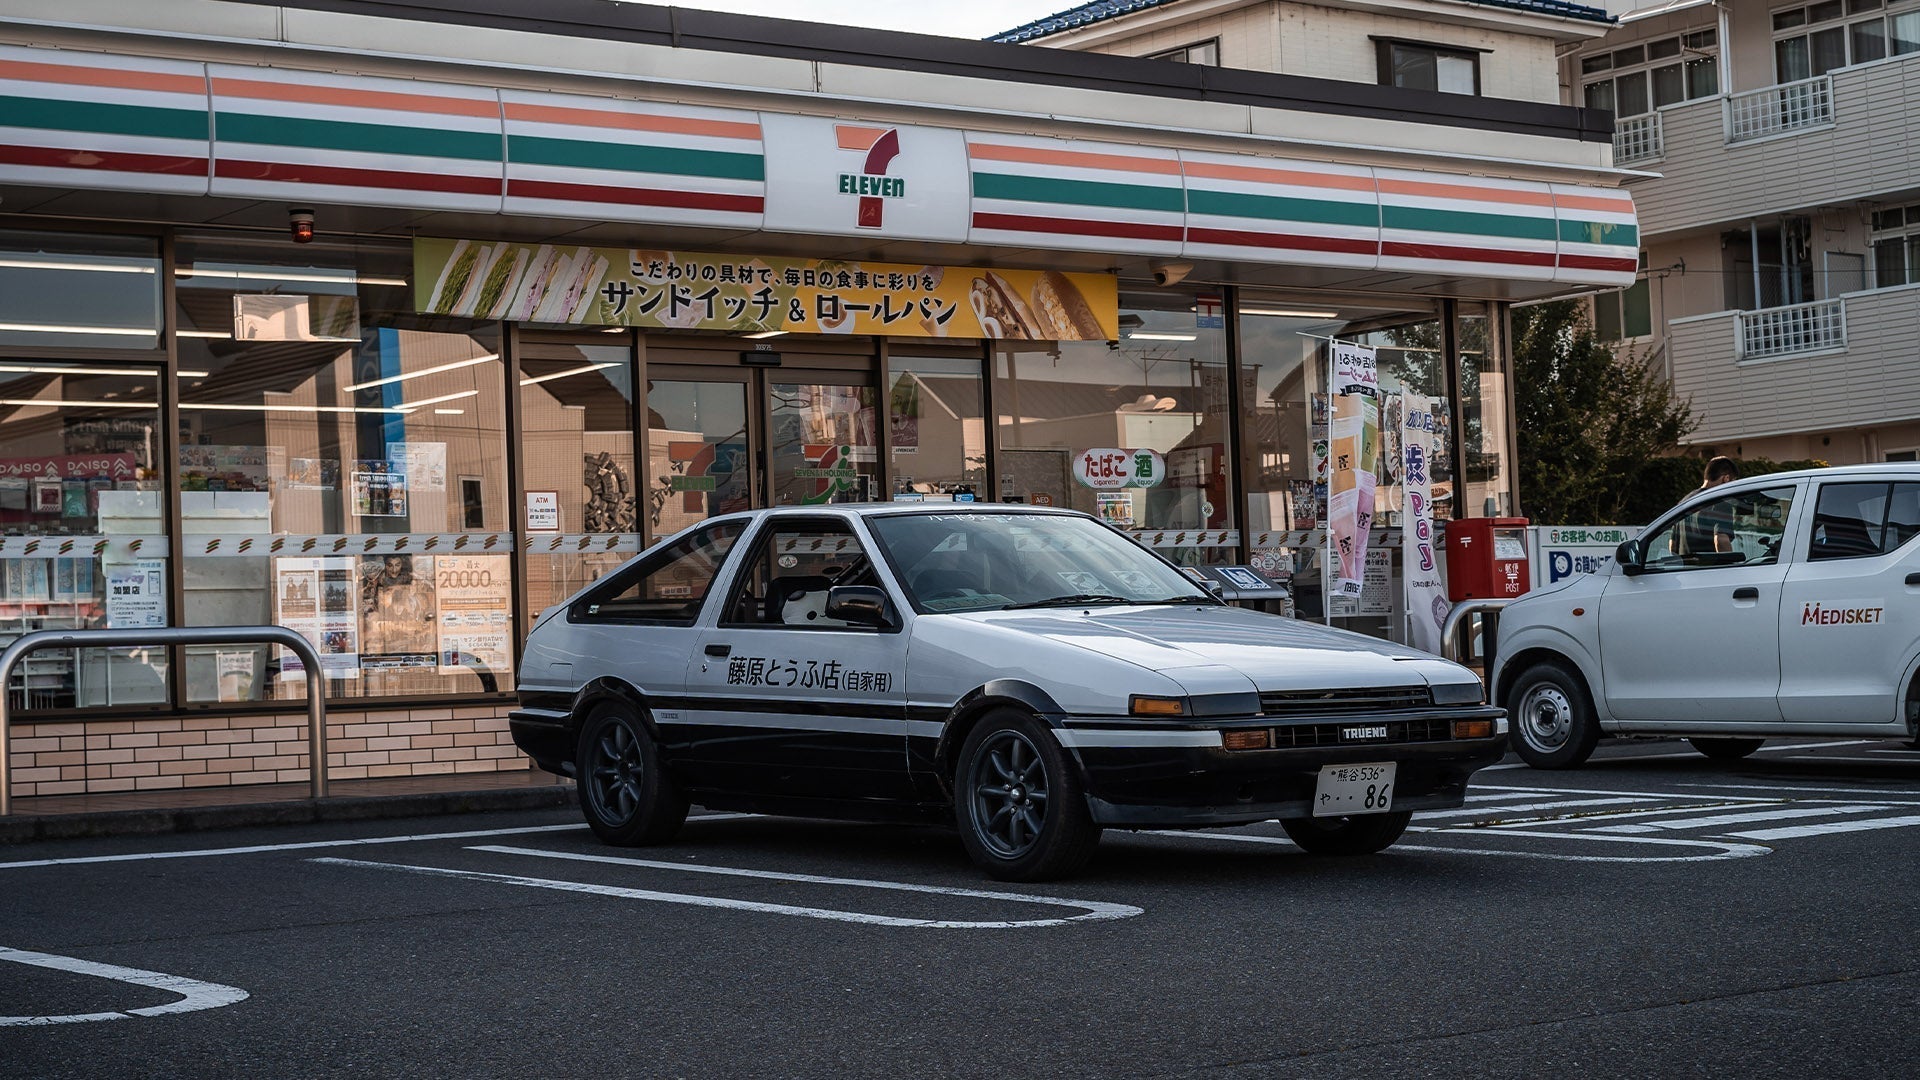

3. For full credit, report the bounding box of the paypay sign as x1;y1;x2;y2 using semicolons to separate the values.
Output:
1444;517;1531;601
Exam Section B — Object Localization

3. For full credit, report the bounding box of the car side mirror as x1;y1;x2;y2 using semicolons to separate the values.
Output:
1615;539;1644;576
826;585;894;627
1203;579;1225;598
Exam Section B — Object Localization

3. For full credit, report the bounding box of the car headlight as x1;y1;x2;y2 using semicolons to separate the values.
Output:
1129;692;1261;718
1430;681;1485;706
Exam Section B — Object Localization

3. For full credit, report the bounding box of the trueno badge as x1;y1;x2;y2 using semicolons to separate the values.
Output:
1342;725;1389;741
835;125;905;229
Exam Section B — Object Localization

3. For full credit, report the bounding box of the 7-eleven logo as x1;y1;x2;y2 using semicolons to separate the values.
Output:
835;125;904;229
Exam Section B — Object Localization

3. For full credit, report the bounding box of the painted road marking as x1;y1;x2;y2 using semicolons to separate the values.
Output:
1584;804;1889;834
313;848;1142;929
1727;813;1920;840
0;946;248;1026
1164;828;1767;863
1677;782;1920;800
1414;797;1658;820
0;823;590;871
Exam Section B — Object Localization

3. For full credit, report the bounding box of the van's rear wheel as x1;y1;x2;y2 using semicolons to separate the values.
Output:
1688;737;1765;761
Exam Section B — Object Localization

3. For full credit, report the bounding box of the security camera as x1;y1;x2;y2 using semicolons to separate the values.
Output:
289;208;315;244
1150;260;1193;287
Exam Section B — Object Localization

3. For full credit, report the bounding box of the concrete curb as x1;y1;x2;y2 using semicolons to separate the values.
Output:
0;784;578;844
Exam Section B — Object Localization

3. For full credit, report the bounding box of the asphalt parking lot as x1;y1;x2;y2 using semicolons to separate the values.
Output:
4;737;1918;1079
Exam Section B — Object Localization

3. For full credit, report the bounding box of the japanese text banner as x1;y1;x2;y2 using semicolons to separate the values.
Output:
414;238;1118;340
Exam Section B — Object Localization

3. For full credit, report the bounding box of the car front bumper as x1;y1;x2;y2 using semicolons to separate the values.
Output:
1054;706;1508;828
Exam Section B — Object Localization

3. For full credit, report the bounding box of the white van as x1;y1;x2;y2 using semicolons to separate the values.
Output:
1490;464;1920;768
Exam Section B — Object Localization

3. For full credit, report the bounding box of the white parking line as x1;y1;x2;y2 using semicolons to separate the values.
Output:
1584;804;1887;834
1415;797;1658;820
313;849;1142;929
1726;814;1920;840
1165;828;1767;863
0;946;248;1026
1756;740;1882;753
1474;783;1775;801
0;823;593;871
1677;782;1920;800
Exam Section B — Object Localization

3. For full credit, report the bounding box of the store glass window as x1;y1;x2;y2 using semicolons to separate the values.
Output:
0;360;169;709
520;339;637;614
887;352;986;503
994;288;1231;566
1455;302;1514;519
172;233;510;703
0;231;161;351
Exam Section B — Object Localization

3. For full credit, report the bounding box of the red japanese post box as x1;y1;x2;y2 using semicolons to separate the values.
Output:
1445;517;1531;601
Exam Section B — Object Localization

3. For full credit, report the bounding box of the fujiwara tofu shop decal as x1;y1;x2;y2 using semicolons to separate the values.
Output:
415;238;1117;340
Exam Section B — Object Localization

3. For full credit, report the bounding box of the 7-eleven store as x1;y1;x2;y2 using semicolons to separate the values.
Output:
0;0;1634;797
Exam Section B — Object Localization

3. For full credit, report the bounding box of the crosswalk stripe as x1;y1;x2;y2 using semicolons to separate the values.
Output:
1416;797;1656;821
1726;814;1920;840
1591;805;1887;832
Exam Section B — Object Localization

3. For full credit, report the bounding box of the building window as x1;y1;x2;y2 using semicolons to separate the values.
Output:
1377;40;1480;96
1595;256;1654;341
1580;30;1719;118
1147;39;1219;65
1772;0;1920;82
1869;202;1920;287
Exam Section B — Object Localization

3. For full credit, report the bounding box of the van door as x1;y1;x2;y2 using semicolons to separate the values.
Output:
1599;483;1800;722
1777;480;1920;724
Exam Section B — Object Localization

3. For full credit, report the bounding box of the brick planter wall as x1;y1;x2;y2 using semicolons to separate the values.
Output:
5;705;525;797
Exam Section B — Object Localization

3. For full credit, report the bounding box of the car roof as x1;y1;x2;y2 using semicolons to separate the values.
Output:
1718;462;1920;489
699;502;1089;529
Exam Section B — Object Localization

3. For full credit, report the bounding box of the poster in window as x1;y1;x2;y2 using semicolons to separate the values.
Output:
351;460;409;517
433;554;513;676
32;476;61;514
388;442;446;492
1096;491;1135;528
275;556;360;681
359;554;437;671
286;458;340;490
105;559;166;628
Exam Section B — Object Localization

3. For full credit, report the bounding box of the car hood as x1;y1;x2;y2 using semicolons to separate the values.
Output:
945;604;1462;692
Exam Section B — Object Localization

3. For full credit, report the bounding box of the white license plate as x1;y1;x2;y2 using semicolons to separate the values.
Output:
1312;762;1396;817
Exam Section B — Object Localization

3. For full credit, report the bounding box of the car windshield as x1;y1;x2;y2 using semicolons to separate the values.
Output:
866;512;1213;613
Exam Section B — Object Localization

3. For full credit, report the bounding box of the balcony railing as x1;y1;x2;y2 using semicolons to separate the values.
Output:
1724;75;1834;143
1737;298;1846;359
1613;113;1663;165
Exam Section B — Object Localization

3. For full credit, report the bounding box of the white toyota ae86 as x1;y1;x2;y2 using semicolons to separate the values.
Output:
511;506;1507;880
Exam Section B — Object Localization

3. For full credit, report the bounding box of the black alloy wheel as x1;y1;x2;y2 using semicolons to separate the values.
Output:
576;702;688;846
955;709;1098;882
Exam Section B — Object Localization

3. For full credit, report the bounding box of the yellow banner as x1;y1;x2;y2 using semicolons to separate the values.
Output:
414;238;1118;340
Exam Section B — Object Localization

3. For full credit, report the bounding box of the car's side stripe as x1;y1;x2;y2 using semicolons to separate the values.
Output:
667;710;944;738
1052;729;1225;748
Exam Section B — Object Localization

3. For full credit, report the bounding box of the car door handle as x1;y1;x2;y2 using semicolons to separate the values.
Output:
1732;586;1759;601
704;643;731;657
1907;572;1920;586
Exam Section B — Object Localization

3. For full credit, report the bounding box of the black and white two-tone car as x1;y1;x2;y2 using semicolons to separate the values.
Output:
511;505;1507;880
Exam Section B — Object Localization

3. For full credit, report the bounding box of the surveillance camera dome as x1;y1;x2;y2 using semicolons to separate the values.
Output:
1149;260;1194;287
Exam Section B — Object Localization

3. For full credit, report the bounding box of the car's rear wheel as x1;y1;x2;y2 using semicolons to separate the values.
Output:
1507;662;1600;769
1688;736;1765;760
1280;811;1413;855
576;702;688;846
955;709;1099;882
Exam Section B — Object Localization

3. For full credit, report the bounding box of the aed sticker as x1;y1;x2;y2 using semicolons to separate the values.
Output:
778;555;799;568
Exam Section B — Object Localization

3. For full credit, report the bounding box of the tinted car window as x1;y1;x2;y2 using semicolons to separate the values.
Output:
574;522;742;624
1641;486;1796;571
1885;482;1920;550
868;512;1209;613
1808;482;1893;560
721;520;879;629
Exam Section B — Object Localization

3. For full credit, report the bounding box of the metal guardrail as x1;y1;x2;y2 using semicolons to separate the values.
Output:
1724;75;1833;143
1613;113;1663;166
1737;298;1847;359
1441;600;1511;688
0;627;328;816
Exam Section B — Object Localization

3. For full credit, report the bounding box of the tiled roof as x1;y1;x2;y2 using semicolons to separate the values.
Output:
989;0;1614;44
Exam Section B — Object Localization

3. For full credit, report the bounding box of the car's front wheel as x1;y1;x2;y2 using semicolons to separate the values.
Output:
955;709;1099;882
1507;662;1600;769
1280;811;1413;855
575;702;688;846
1688;736;1765;760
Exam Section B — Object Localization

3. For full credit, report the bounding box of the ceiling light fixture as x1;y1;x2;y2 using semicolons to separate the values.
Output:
0;398;160;410
180;402;406;415
177;329;232;339
0;258;156;275
1240;308;1342;319
342;354;498;392
395;388;481;412
176;268;408;287
432;408;466;415
0;363;158;377
742;330;786;340
0;322;157;338
1127;332;1199;342
518;361;620;387
176;370;211;378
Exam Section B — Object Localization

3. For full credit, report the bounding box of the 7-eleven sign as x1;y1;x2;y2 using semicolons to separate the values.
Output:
835;125;905;230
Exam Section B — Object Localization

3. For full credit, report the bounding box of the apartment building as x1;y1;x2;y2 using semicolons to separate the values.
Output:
1571;0;1920;464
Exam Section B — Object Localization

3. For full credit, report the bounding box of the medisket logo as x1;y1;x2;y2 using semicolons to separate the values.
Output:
834;125;904;229
1801;601;1885;626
